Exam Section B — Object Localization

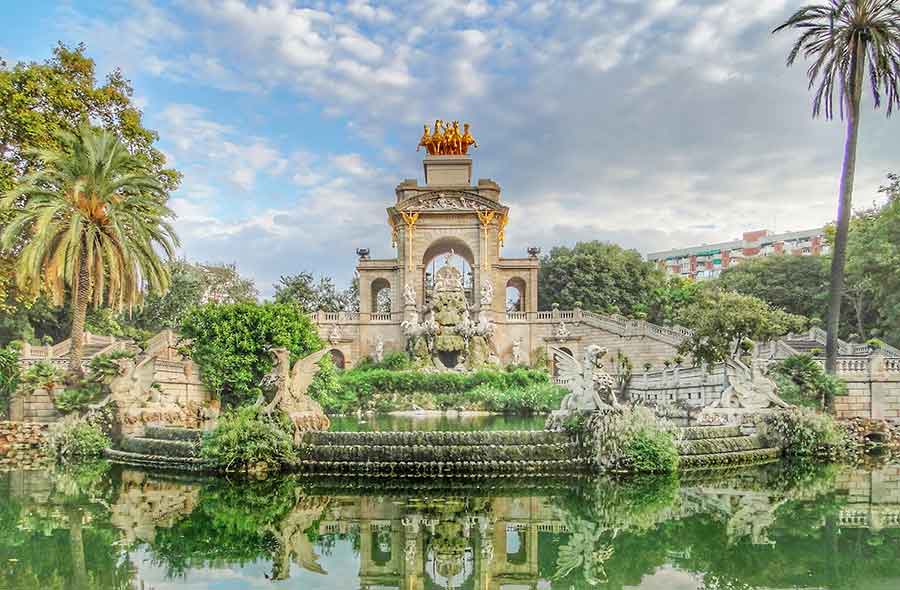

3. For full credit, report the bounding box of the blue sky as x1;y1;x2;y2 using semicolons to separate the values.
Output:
5;0;898;297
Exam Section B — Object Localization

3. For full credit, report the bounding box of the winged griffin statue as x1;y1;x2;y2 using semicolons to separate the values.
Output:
256;347;331;442
553;345;619;412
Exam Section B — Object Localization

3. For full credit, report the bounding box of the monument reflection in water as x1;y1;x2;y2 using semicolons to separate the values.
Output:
1;463;900;590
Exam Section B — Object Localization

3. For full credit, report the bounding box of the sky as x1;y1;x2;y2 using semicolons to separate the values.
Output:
4;0;899;298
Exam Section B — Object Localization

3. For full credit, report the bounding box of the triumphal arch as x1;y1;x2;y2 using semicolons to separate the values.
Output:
313;122;687;370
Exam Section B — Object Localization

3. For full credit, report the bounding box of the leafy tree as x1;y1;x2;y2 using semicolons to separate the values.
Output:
0;43;180;320
774;1;900;378
1;126;178;374
179;302;322;407
839;173;900;344
196;262;258;303
676;288;808;366
716;255;829;323
273;271;354;312
646;276;704;325
538;241;663;316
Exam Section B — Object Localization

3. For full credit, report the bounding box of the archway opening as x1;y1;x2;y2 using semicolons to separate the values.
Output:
506;277;527;312
330;349;346;370
370;278;392;313
422;237;476;305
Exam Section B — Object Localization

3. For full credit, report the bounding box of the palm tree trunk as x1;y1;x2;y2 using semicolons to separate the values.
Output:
67;251;91;377
824;38;866;409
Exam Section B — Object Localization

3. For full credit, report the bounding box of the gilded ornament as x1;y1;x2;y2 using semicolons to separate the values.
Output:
417;120;477;155
497;213;509;246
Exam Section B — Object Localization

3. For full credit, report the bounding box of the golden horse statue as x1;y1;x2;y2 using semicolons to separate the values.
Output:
417;120;476;155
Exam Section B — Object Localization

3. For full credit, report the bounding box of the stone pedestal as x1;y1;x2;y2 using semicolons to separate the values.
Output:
423;155;472;186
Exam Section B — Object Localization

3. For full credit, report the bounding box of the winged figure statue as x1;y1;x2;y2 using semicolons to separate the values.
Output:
553;345;617;411
257;347;331;441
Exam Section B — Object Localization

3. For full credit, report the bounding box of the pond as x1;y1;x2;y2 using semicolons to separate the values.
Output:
329;413;547;432
1;461;899;589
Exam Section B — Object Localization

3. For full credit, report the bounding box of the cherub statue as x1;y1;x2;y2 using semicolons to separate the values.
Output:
461;123;477;154
374;336;384;363
511;338;522;365
552;345;618;411
257;348;331;441
417;124;433;155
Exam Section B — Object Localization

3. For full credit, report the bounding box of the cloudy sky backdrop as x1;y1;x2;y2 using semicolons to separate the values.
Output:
6;0;898;296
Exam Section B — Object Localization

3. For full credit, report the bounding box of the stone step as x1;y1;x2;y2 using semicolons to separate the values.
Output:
303;442;579;463
679;435;765;456
294;457;591;477
104;448;213;472
118;437;198;458
679;447;781;470
680;425;743;440
143;426;204;443
302;430;568;447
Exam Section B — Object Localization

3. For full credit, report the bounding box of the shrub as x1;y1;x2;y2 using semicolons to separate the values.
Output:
19;361;64;391
0;343;21;415
319;366;563;414
770;354;847;408
353;351;413;371
44;418;111;460
759;408;854;460
180;302;322;408
308;353;350;411
200;406;297;471
581;407;681;473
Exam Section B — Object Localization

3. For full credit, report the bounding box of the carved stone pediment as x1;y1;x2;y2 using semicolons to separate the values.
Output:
394;190;505;213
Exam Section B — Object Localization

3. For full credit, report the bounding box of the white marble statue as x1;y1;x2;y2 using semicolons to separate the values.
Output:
374;336;384;362
480;278;494;306
328;324;343;344
711;358;793;410
257;348;331;440
556;321;570;338
553;345;618;411
403;283;416;306
512;338;522;365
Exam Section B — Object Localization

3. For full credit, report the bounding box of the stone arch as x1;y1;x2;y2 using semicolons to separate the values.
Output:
329;348;346;370
422;237;476;303
505;276;527;312
370;278;392;313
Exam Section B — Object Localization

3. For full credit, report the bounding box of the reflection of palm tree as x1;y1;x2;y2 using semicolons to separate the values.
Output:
553;519;614;586
66;506;88;590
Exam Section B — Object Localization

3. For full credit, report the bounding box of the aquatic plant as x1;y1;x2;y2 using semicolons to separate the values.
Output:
200;405;297;472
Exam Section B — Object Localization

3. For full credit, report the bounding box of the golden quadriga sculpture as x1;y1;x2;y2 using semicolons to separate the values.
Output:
417;119;478;155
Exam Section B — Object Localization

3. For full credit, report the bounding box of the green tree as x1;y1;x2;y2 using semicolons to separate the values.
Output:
538;242;663;316
676;288;808;366
179;302;322;407
646;276;704;325
717;255;829;323
840;173;900;344
1;126;178;375
273;271;353;312
774;1;900;379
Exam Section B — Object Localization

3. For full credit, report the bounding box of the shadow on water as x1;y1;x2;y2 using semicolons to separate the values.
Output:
2;459;900;589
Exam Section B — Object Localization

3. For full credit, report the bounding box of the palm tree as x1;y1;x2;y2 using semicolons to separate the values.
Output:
1;125;178;376
774;1;900;402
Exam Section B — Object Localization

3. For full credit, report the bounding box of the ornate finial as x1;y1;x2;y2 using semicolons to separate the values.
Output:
444;248;456;265
418;120;477;155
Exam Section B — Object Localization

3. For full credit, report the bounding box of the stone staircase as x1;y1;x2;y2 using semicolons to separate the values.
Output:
105;426;213;471
297;430;590;477
678;425;781;469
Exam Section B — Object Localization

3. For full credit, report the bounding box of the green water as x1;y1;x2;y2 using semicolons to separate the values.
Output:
329;413;547;432
1;461;899;589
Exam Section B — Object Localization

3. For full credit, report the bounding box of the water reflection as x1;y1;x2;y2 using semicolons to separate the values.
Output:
1;461;899;589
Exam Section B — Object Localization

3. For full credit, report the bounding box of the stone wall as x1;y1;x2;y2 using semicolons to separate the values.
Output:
833;355;900;421
0;421;49;471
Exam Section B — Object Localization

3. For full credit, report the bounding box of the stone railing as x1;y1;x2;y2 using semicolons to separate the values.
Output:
795;327;900;358
371;312;393;322
20;332;118;360
506;311;528;321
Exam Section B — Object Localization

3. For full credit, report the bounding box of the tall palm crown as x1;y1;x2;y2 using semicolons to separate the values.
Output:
1;125;179;371
775;0;900;118
774;1;900;401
